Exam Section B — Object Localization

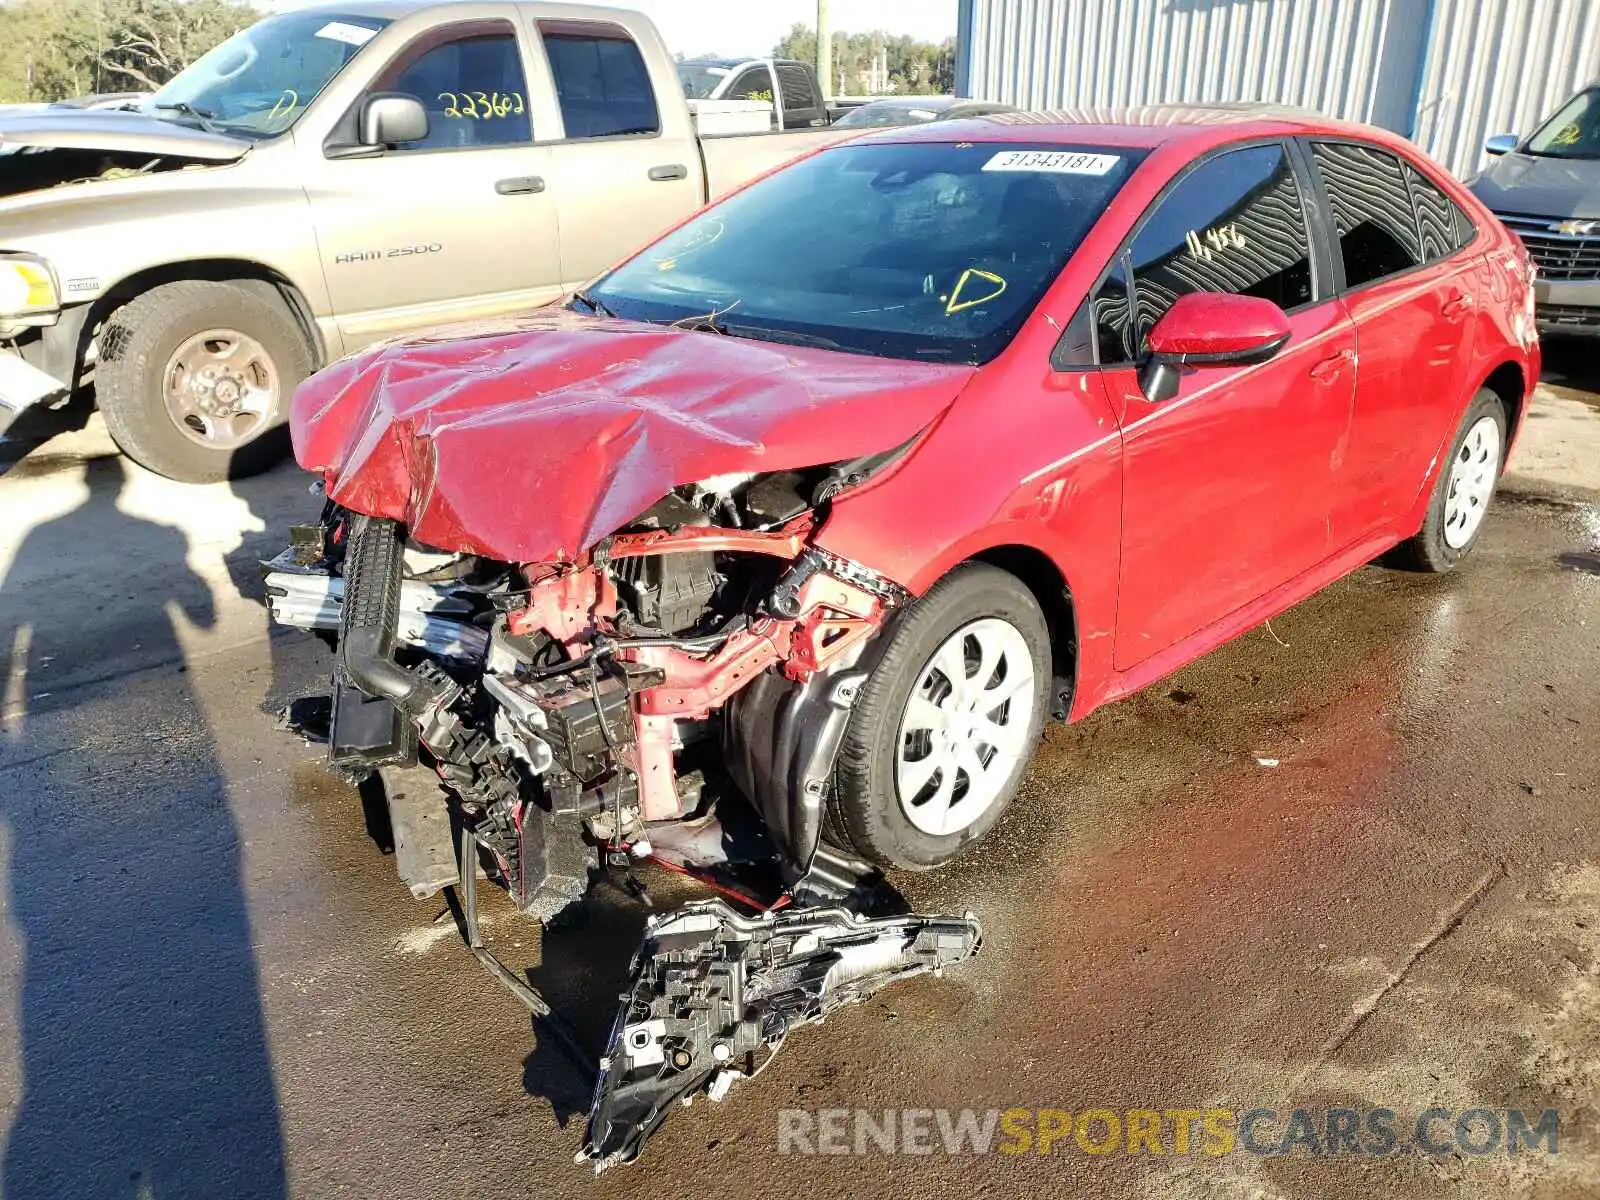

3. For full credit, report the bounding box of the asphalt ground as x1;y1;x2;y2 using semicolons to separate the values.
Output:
0;341;1597;1199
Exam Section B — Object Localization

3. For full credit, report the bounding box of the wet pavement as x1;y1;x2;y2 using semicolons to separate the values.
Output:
1;348;1598;1199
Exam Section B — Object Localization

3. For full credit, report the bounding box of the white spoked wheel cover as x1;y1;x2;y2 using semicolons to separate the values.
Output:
896;617;1036;837
1442;414;1501;550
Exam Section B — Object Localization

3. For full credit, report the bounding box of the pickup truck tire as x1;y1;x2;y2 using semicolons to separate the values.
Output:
97;279;313;483
828;563;1051;871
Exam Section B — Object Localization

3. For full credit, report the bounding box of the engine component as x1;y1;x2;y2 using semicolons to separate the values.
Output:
580;900;983;1172
742;470;811;525
612;550;720;635
264;554;489;662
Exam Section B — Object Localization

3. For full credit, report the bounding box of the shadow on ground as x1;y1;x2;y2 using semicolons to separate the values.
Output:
0;456;286;1199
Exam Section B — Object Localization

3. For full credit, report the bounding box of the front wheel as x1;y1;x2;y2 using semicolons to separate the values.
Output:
96;279;313;483
829;563;1051;871
1393;388;1508;572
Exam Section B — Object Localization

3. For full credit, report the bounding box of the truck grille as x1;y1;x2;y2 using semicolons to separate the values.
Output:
1501;216;1600;281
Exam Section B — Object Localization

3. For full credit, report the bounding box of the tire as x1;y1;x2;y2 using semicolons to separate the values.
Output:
829;562;1052;871
96;279;313;483
1392;388;1508;573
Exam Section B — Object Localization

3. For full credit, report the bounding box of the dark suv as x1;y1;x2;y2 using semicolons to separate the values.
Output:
1471;83;1600;334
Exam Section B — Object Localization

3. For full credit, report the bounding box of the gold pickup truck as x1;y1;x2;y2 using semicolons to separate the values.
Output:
0;0;850;481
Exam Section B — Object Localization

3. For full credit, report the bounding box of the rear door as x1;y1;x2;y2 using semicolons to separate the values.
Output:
303;15;562;350
532;17;702;288
1306;140;1482;540
774;62;828;129
1096;141;1358;670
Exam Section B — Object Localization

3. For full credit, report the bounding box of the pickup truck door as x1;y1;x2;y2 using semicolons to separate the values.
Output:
302;15;562;350
526;16;703;288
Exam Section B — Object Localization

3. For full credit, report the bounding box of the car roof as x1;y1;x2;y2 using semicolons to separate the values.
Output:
863;102;1374;149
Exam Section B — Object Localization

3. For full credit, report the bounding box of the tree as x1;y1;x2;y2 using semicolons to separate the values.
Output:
0;0;258;103
772;24;954;96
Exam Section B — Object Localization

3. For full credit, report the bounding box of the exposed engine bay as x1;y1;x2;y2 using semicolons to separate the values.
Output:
0;145;206;200
265;463;983;1167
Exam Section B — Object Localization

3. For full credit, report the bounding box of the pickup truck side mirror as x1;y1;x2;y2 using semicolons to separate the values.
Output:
1484;133;1520;157
1138;292;1292;403
359;93;428;148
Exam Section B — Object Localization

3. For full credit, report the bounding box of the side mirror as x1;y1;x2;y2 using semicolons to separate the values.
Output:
1484;133;1519;157
359;93;428;147
1138;292;1292;403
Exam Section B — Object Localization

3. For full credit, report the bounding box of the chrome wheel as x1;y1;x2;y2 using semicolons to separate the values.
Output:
162;328;279;449
1442;414;1501;549
896;617;1036;837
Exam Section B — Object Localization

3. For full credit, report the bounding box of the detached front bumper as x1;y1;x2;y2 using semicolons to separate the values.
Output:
0;347;68;439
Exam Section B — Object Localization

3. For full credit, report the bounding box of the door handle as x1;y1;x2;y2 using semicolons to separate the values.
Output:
1441;294;1473;320
648;164;688;182
1308;351;1349;382
495;176;545;195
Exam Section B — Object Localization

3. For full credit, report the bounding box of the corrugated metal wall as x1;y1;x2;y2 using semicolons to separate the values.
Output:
1415;0;1600;175
965;0;1427;129
961;0;1600;178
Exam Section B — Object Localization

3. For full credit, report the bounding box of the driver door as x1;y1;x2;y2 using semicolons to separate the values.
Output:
1097;142;1358;670
303;17;561;351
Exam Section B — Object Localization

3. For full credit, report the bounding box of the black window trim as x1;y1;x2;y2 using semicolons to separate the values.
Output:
1302;135;1481;298
1054;135;1332;372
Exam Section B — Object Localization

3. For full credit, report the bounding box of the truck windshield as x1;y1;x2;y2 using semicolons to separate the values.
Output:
148;11;392;138
1526;88;1600;159
678;62;733;99
587;140;1145;365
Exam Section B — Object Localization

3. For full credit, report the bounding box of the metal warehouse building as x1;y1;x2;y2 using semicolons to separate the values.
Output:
954;0;1600;178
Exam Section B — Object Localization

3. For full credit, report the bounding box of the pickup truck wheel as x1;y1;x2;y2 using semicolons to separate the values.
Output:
97;279;313;483
829;563;1051;871
1392;388;1507;573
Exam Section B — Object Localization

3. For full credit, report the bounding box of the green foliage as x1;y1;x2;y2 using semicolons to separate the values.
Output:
0;0;258;103
773;23;956;96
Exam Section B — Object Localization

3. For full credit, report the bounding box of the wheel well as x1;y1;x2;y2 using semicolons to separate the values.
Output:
970;544;1078;720
1482;360;1526;450
77;259;325;381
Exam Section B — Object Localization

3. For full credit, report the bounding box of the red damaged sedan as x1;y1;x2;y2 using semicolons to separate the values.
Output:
270;107;1538;1167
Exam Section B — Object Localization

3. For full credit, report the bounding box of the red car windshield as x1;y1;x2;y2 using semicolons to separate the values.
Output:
588;140;1146;364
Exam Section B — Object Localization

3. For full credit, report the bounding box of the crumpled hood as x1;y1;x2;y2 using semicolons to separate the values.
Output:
1470;152;1600;219
292;309;975;562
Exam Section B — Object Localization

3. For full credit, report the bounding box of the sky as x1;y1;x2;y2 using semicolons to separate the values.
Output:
263;1;959;60
624;0;959;59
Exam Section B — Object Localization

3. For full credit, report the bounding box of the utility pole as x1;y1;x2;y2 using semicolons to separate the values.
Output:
817;0;832;102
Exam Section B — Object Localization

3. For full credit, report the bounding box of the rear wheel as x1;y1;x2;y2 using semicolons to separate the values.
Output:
96;279;313;483
1394;388;1507;572
829;563;1051;870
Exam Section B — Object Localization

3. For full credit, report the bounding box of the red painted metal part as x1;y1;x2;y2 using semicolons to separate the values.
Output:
1145;292;1292;358
509;564;617;649
604;517;814;560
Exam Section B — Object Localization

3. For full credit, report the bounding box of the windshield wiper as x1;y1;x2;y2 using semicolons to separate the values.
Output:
723;324;847;352
571;289;617;318
151;101;224;134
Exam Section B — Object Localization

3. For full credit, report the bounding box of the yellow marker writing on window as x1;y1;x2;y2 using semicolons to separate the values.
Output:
268;89;300;124
944;267;1007;316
